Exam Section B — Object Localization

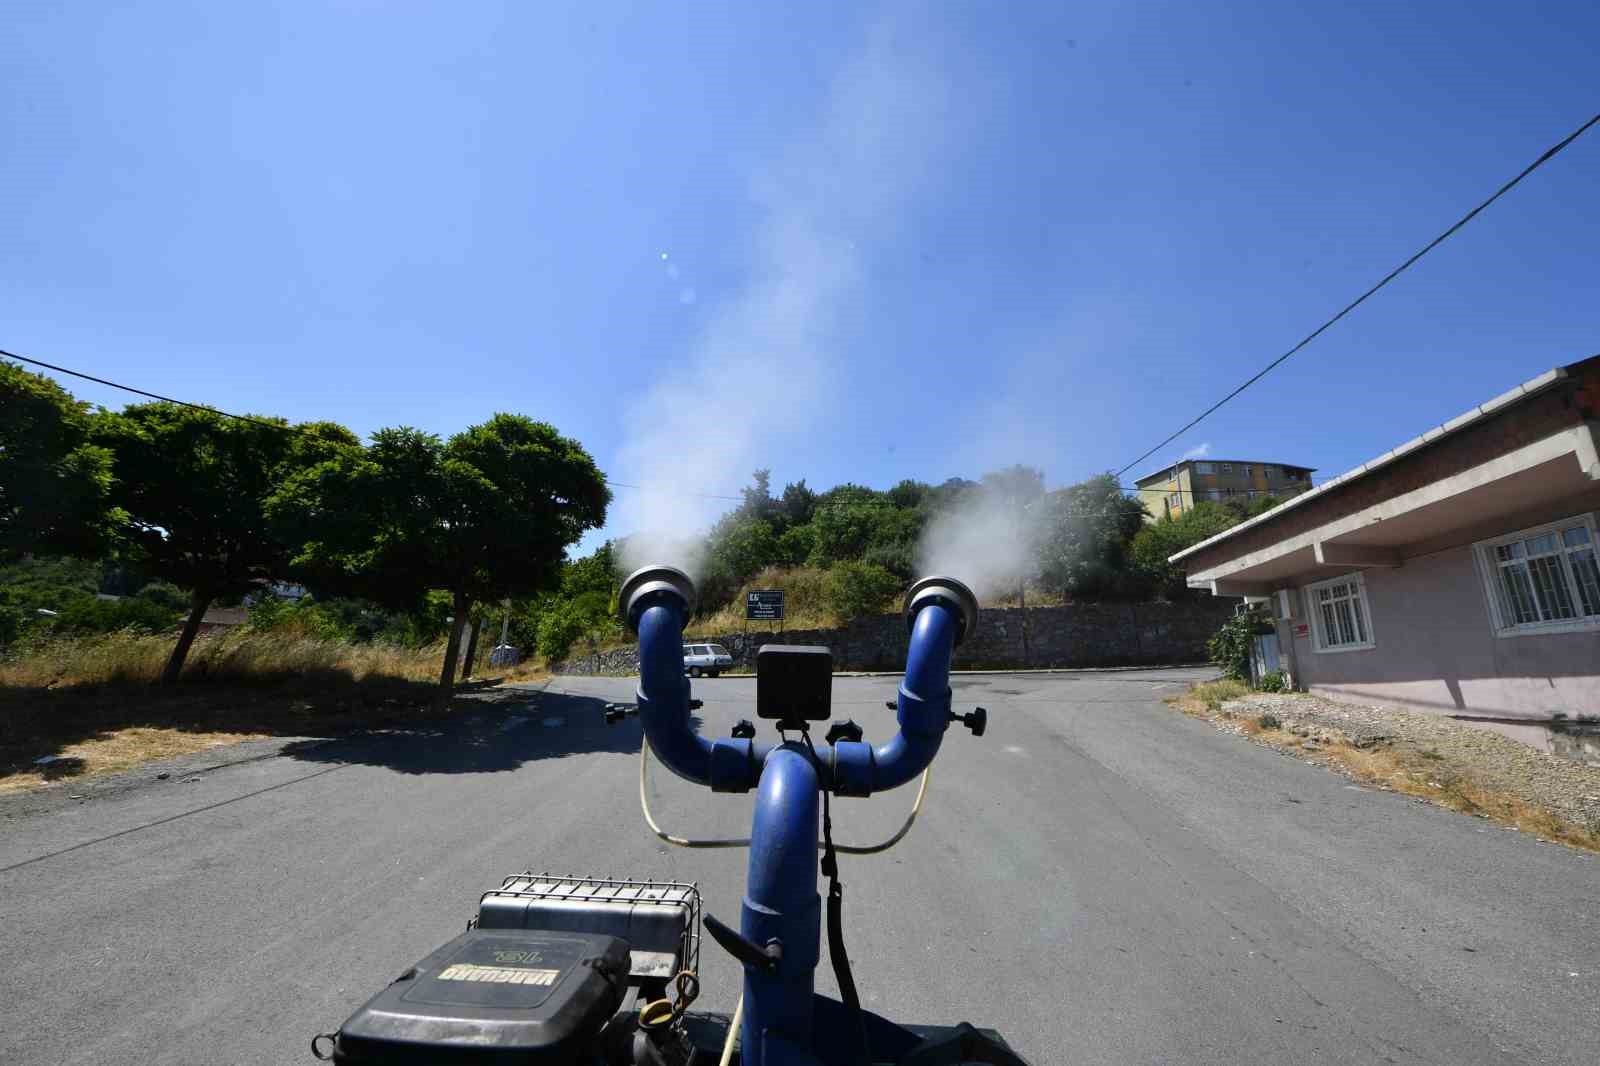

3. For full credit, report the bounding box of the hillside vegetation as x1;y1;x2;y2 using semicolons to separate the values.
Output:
518;468;1280;659
3;358;1276;690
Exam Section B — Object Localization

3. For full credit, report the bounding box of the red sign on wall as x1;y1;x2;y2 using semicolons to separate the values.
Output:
1293;623;1310;639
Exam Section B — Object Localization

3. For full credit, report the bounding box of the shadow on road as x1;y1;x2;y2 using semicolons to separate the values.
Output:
0;670;522;784
281;690;700;776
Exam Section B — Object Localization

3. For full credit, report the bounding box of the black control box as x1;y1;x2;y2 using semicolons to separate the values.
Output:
331;929;629;1064
756;644;833;724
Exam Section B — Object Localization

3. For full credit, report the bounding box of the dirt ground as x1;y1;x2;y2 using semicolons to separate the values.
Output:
1172;683;1600;853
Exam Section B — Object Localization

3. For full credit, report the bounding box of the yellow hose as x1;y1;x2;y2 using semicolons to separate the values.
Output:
719;995;743;1066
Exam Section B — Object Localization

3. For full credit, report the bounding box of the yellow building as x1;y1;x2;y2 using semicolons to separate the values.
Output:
1133;460;1314;521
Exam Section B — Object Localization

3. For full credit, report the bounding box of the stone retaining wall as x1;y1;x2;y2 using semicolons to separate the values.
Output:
553;599;1235;676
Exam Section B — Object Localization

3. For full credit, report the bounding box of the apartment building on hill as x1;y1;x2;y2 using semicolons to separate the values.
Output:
1133;459;1315;521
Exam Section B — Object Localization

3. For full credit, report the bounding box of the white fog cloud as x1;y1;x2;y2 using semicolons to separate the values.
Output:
613;15;968;580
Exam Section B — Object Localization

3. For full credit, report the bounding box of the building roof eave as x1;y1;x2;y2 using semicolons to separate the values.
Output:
1166;366;1570;566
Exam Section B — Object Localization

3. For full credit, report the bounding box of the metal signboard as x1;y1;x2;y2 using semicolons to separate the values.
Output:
746;589;785;621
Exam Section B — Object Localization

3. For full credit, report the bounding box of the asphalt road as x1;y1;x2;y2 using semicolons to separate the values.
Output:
2;668;1596;1065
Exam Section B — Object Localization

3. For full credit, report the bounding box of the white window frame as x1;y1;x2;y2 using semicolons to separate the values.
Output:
1302;572;1377;653
1195;462;1214;474
1473;513;1600;638
1220;463;1232;473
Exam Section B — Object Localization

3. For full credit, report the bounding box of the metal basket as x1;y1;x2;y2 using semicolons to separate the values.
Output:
477;872;701;984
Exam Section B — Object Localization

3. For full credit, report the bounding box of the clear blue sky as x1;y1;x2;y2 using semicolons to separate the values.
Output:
6;2;1597;554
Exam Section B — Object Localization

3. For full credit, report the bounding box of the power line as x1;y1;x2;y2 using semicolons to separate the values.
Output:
2;347;336;443
1115;111;1600;480
2;346;747;502
2;346;1313;509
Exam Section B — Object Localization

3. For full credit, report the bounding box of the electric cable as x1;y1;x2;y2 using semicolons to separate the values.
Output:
1;345;744;501
7;343;1328;508
1115;111;1600;479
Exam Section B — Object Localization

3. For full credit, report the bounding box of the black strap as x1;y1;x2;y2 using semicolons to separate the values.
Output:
816;744;871;1066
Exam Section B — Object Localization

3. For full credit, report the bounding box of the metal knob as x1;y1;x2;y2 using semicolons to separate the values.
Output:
949;706;987;737
825;719;864;745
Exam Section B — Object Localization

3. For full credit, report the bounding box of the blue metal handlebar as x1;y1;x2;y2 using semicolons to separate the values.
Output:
620;567;976;1066
631;591;959;797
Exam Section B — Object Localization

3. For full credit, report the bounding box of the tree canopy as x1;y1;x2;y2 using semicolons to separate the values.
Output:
1032;473;1148;601
0;360;116;561
271;414;609;702
1128;501;1246;598
91;403;358;681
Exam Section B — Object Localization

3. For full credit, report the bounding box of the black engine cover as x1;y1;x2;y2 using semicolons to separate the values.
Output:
332;929;630;1064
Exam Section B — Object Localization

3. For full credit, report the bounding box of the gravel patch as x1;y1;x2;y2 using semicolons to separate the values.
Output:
1221;692;1600;831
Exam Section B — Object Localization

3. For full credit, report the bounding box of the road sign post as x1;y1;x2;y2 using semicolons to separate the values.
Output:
746;589;785;632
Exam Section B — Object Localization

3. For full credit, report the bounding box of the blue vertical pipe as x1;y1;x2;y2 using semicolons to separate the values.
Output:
740;746;822;1064
872;602;957;791
634;600;714;786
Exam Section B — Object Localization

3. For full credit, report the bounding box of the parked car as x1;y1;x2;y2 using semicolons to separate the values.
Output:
682;643;734;677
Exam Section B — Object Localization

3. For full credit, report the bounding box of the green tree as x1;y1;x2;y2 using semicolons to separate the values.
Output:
708;518;778;585
887;478;930;510
736;469;779;527
774;523;816;567
562;541;618;600
1128;501;1241;599
0;360;116;561
1243;493;1284;518
807;486;913;567
272;415;609;704
93;403;356;683
1033;474;1149;601
779;479;818;527
924;477;979;513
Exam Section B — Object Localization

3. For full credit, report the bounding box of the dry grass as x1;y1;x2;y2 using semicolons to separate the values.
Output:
0;627;448;689
1;625;546;792
683;567;845;636
1170;678;1250;716
2;727;271;794
1168;684;1600;854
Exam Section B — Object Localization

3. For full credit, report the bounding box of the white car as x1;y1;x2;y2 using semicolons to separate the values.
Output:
682;643;734;677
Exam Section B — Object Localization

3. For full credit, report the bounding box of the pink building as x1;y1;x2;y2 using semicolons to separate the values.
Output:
1172;355;1600;722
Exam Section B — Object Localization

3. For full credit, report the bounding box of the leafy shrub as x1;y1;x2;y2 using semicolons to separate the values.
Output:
1207;608;1271;682
774;524;817;568
0;601;26;646
826;561;900;620
862;539;916;581
1257;713;1282;730
1257;669;1287;693
536;600;587;661
1128;502;1242;600
136;581;190;611
51;596;180;635
247;595;294;630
